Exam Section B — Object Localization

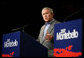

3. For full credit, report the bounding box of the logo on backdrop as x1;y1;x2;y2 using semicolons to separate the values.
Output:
4;39;18;48
56;29;78;40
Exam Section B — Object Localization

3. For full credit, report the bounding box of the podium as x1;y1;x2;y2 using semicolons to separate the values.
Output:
2;31;48;57
54;19;83;57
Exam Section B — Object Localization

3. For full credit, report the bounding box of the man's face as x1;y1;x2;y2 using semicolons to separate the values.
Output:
42;9;54;22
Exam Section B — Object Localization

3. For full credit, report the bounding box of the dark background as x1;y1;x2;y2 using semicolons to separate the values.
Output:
0;0;83;57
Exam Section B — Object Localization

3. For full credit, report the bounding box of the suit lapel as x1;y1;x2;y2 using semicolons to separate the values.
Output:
40;25;45;43
48;23;54;33
47;19;56;33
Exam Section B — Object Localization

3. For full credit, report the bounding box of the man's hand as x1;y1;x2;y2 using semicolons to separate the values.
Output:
45;31;53;42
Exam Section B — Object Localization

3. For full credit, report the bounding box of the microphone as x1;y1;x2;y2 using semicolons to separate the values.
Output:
11;25;28;32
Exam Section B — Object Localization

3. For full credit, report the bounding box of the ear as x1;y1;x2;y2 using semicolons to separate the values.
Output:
52;13;54;18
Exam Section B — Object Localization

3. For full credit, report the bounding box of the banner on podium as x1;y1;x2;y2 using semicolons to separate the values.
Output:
2;31;20;57
54;19;82;57
2;31;48;57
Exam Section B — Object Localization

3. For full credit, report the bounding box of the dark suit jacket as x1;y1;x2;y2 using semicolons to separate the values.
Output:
37;19;60;57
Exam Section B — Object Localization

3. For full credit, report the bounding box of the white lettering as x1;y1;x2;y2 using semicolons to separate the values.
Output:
56;29;78;40
4;39;18;48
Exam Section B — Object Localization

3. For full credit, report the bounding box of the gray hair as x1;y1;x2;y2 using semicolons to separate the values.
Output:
41;7;54;14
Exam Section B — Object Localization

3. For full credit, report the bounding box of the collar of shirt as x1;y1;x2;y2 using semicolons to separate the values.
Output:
45;18;55;25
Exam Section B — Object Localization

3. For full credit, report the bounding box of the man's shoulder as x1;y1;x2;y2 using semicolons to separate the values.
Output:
53;19;61;24
55;20;60;23
40;25;45;29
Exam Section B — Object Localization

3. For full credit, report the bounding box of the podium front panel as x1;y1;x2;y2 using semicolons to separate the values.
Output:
2;31;48;57
2;31;20;57
54;19;82;57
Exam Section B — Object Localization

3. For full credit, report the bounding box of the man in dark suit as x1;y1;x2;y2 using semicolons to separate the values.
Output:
37;7;60;57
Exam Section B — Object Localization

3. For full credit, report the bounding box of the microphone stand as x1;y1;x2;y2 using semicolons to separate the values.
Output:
11;25;28;32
